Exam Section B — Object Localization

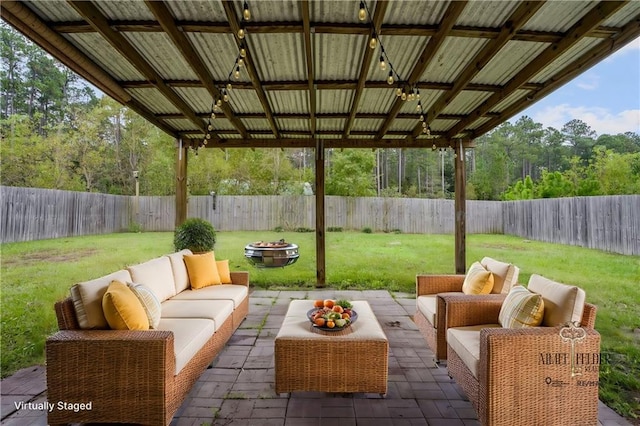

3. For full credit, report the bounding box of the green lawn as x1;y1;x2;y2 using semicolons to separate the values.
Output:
1;231;638;419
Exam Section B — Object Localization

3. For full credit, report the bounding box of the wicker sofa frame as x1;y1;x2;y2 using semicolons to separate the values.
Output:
46;271;249;426
444;294;600;426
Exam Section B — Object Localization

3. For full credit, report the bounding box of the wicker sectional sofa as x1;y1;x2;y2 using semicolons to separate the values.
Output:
46;249;249;426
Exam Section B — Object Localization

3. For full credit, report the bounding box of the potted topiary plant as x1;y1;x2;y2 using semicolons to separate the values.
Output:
174;218;216;253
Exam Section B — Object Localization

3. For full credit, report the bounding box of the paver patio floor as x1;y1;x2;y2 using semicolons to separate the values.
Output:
0;290;630;425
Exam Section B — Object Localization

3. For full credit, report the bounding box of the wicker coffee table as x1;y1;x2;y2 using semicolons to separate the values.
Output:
274;300;388;395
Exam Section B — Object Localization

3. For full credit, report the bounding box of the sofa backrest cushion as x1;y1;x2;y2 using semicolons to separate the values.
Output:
527;274;586;327
102;280;150;330
70;269;132;329
498;285;545;328
462;261;494;295
167;249;193;294
481;257;520;294
128;256;177;303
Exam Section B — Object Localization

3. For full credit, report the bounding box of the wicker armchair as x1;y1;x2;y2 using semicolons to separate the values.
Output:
444;276;600;426
414;257;519;363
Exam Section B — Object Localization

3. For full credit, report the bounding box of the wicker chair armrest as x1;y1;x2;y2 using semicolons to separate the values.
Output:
416;274;465;296
477;327;601;425
230;271;250;286
443;295;504;328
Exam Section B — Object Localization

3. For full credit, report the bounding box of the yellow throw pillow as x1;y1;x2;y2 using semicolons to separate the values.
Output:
462;261;494;295
127;282;162;329
102;280;149;330
499;285;545;328
184;252;221;289
216;260;232;284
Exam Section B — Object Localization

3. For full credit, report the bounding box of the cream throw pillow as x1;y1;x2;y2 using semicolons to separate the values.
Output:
184;252;221;289
462;261;494;295
499;285;545;328
127;282;161;329
102;280;149;330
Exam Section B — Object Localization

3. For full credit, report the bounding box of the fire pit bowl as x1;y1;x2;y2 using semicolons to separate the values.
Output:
244;240;299;268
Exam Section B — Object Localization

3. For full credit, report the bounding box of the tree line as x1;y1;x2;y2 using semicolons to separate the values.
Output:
2;24;639;200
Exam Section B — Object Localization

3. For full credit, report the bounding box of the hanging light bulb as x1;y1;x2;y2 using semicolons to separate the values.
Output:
216;97;222;107
369;36;377;49
240;45;247;58
226;82;232;91
419;114;424;121
206;132;211;140
211;112;216;119
395;87;402;97
238;58;244;67
387;70;394;85
234;66;241;80
208;123;213;131
417;103;422;111
243;2;251;21
401;90;407;101
408;91;416;101
416;89;421;100
379;55;386;71
432;144;436;150
223;90;229;102
358;1;366;21
238;27;245;39
427;126;431;136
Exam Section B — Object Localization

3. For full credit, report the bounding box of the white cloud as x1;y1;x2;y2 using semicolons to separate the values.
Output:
531;104;640;135
574;73;599;90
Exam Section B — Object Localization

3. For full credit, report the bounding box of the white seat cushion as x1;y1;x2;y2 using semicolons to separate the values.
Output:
481;257;520;294
70;269;132;329
171;284;248;308
161;299;234;330
128;257;177;303
417;295;437;327
156;318;215;375
447;324;501;379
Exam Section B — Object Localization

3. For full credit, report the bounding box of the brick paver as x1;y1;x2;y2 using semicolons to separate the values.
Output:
0;290;631;426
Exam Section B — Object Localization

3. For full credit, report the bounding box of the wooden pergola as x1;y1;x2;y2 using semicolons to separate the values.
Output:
3;0;639;286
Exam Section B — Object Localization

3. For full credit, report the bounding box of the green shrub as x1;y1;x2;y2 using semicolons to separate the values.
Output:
174;218;216;252
327;227;343;232
295;227;314;233
362;227;372;233
274;226;284;232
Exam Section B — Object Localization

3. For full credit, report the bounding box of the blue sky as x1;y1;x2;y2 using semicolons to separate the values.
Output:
511;36;640;136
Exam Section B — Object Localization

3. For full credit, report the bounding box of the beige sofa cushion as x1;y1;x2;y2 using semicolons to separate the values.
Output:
156;318;215;375
417;295;437;327
447;324;501;379
481;257;520;294
527;274;586;327
161;299;234;330
166;249;193;294
128;256;177;303
70;269;132;329
171;284;248;308
128;282;162;329
462;262;494;295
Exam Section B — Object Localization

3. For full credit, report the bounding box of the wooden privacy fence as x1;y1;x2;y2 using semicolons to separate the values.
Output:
1;186;637;255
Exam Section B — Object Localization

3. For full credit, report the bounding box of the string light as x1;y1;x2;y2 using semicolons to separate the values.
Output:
234;66;241;80
238;58;244;67
239;46;247;58
369;36;377;49
379;55;387;71
358;1;366;21
243;1;251;21
226;82;232;91
237;27;245;39
387;70;394;85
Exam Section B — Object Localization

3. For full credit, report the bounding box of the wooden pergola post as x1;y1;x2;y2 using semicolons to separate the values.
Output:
315;139;326;287
175;138;188;227
454;139;466;274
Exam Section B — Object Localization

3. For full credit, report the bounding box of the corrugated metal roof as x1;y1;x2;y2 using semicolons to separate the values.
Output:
208;117;235;131
472;41;549;86
68;34;145;81
420;37;489;83
5;0;637;146
250;33;307;81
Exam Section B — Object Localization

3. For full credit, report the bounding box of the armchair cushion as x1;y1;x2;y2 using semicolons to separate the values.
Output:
480;257;519;294
416;295;437;327
447;324;500;378
498;285;545;328
462;262;494;295
527;274;585;326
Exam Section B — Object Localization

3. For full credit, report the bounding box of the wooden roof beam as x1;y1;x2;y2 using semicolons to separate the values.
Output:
67;1;212;139
445;1;627;139
376;1;467;139
222;0;280;138
408;1;545;141
145;1;248;138
186;137;473;150
470;12;640;139
342;0;389;138
301;0;316;136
